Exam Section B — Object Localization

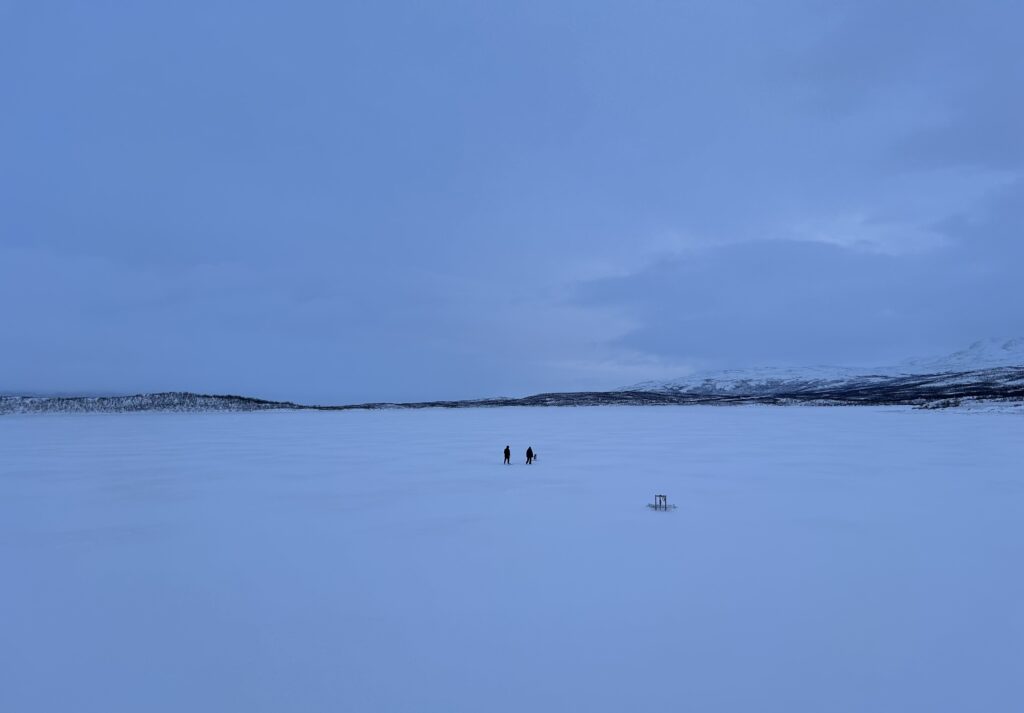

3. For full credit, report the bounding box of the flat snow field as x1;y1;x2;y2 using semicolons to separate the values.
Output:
1;406;1022;713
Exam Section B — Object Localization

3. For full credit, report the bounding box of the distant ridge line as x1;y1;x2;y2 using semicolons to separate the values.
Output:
2;366;1024;414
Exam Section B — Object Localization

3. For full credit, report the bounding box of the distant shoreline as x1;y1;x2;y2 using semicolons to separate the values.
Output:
3;365;1024;414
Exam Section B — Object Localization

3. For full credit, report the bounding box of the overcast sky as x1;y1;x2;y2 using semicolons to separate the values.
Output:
2;0;1021;402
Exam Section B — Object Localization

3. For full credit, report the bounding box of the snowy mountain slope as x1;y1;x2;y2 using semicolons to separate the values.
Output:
899;337;1024;372
625;339;1024;401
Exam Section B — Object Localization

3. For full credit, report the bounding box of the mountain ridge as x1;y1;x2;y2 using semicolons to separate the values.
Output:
3;340;1023;414
2;367;1023;414
623;338;1024;397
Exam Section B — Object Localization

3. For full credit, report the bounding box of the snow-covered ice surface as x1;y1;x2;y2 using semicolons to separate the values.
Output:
2;407;1022;713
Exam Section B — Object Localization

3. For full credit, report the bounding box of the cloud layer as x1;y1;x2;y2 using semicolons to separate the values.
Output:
2;1;1021;401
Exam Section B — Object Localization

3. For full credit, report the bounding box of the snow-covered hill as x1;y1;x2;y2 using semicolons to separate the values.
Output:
0;392;297;415
626;339;1024;402
899;337;1024;372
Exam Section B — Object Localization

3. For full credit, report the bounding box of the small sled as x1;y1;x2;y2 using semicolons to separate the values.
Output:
648;494;677;511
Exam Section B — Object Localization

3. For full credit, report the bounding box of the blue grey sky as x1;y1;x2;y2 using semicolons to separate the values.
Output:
2;1;1022;402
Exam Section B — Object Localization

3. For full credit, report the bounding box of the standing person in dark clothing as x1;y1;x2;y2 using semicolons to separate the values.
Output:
503;445;511;465
526;446;534;465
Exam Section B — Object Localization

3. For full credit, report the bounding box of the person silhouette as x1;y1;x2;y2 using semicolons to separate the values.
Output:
526;446;534;465
503;445;511;465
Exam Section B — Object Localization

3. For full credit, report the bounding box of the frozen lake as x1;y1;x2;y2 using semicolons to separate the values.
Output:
2;406;1022;712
